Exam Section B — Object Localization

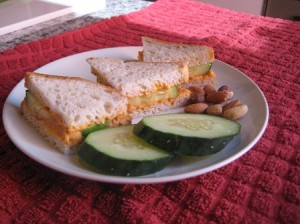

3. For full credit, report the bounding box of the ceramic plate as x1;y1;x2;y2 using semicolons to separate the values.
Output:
2;47;269;184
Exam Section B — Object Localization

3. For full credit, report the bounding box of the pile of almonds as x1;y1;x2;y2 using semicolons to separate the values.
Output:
184;84;248;121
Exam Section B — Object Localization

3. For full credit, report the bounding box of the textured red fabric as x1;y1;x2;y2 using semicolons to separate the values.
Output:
1;0;300;223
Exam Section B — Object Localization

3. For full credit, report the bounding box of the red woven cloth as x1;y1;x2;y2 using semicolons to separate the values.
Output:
1;0;300;223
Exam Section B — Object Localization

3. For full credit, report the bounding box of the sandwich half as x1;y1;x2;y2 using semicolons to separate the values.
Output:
138;36;216;88
19;72;130;154
86;57;191;118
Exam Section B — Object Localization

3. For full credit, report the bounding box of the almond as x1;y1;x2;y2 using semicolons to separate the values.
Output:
189;86;205;95
223;99;241;112
203;84;216;95
207;104;223;116
218;85;232;92
189;92;205;104
184;103;208;114
223;104;248;120
205;90;233;103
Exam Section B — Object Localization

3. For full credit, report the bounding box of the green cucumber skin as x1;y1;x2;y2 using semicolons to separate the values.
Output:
188;63;212;76
133;122;236;156
82;123;109;138
77;142;174;177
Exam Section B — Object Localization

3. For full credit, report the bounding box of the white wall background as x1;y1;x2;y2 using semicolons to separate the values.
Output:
195;0;266;16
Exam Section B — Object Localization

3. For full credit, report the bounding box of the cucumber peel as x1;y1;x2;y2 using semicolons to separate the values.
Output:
77;125;174;176
133;113;241;156
189;63;212;76
82;123;109;138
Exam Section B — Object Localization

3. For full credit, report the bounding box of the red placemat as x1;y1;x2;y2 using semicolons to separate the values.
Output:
0;0;299;223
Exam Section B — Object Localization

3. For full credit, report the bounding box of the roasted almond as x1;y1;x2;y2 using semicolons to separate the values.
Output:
189;92;205;104
223;104;248;120
207;104;223;116
218;85;232;92
184;103;208;114
189;86;205;95
205;91;233;103
223;99;241;112
203;84;216;95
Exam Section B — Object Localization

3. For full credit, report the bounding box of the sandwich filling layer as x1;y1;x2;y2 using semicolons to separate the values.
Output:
21;91;130;149
22;91;83;147
128;86;178;109
139;36;216;83
188;63;212;77
19;72;131;154
87;57;190;114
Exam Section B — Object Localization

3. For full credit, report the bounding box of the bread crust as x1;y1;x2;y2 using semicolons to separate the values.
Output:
141;36;215;66
25;72;119;94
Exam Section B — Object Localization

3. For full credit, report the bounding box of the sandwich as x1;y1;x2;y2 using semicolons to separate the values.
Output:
86;57;191;118
19;72;130;154
138;36;216;88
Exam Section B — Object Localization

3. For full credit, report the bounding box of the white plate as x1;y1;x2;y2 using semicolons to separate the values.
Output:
2;46;269;184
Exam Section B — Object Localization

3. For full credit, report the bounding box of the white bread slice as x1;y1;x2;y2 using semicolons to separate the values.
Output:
86;57;191;118
139;36;215;67
86;57;189;97
139;37;216;88
19;72;130;154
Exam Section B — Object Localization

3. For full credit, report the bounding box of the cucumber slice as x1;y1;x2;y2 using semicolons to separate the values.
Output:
128;86;178;108
82;123;108;138
77;125;174;176
133;114;241;156
189;63;212;76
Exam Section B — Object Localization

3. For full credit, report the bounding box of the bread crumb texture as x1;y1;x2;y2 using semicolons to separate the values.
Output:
26;73;127;127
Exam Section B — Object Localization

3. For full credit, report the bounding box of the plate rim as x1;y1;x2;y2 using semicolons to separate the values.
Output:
2;46;269;184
